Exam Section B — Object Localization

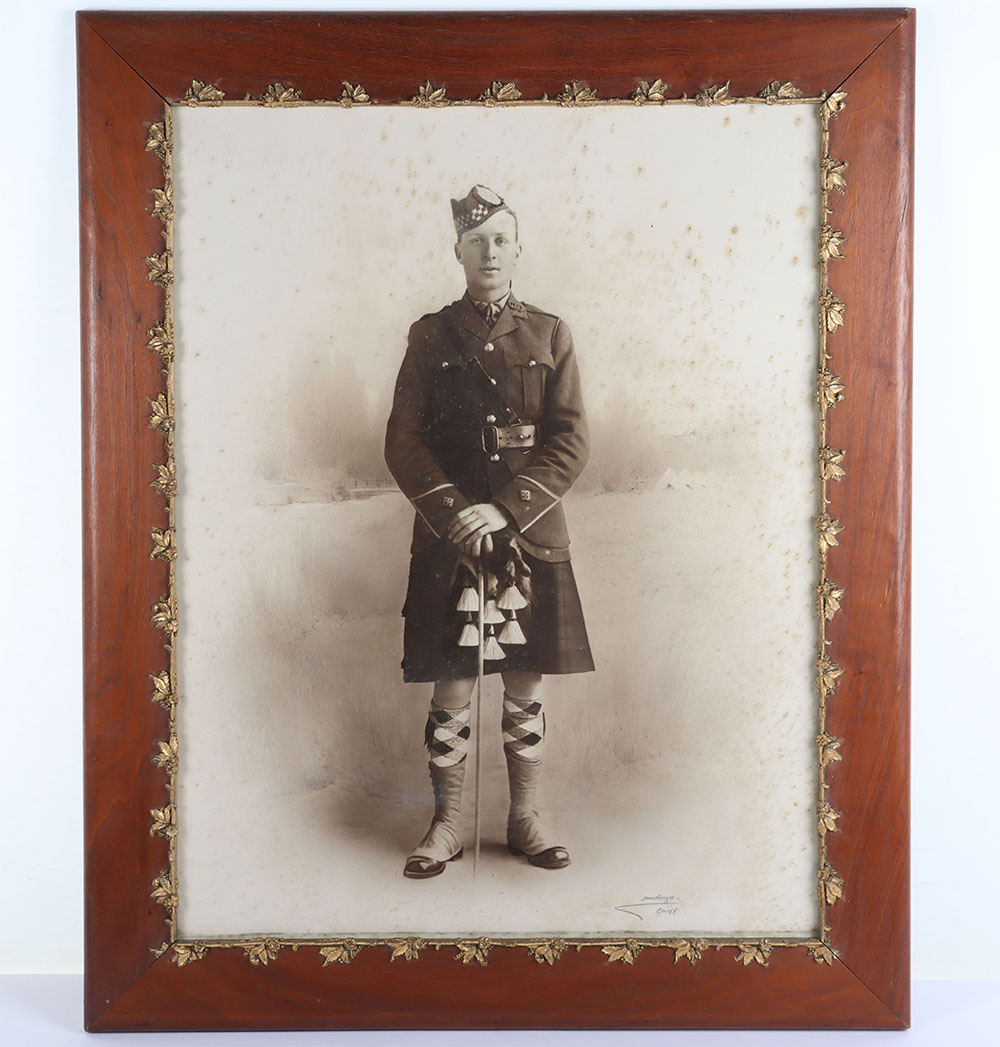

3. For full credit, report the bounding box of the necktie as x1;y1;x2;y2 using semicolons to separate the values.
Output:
473;299;504;328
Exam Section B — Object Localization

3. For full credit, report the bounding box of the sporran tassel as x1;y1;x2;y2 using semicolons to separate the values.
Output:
483;599;505;625
496;585;527;611
456;587;479;612
498;615;526;645
458;619;479;647
483;627;505;661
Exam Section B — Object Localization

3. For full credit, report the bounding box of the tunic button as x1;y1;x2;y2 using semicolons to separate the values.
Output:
528;359;537;367
484;342;495;353
441;361;449;369
490;454;500;462
486;414;496;424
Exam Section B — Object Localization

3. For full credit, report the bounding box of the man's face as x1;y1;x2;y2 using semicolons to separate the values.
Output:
454;210;520;301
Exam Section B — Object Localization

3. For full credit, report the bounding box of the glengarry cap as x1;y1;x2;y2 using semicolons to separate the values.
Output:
451;185;513;235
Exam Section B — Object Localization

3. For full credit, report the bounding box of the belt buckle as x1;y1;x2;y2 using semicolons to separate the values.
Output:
481;425;500;454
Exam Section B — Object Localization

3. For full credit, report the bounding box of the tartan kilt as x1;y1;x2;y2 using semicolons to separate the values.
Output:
400;539;594;683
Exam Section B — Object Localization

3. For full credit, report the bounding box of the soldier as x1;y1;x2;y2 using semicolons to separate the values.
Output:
385;185;594;879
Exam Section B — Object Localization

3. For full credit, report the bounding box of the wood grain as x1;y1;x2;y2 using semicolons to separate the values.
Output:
824;12;914;1025
79;9;913;1031
89;942;902;1033
85;9;907;102
78;16;173;1027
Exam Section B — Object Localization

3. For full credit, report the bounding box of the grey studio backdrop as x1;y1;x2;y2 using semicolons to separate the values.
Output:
172;102;819;939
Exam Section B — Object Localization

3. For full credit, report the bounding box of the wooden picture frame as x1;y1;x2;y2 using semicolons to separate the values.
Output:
79;9;912;1032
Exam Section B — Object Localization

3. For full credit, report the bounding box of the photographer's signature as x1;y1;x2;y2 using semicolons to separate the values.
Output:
614;894;681;921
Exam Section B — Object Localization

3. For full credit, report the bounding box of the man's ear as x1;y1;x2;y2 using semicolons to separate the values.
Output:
453;241;462;263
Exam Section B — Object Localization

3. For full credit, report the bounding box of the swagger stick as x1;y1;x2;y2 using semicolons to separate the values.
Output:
473;553;485;877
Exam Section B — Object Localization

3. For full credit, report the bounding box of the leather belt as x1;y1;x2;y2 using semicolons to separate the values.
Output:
481;423;537;454
434;424;538;454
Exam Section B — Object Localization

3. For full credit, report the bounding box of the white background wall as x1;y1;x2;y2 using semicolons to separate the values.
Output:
1;0;996;991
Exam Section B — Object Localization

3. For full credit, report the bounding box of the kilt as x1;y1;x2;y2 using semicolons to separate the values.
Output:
400;539;594;683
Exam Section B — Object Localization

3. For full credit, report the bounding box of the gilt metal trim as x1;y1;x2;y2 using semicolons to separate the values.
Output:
143;79;852;969
815;95;848;935
145;109;179;945
171;79;829;109
156;933;837;969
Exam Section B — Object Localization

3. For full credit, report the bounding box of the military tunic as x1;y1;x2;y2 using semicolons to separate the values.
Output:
385;292;595;682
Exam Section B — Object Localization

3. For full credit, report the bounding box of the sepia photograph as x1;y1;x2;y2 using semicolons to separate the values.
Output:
69;7;916;1033
171;99;822;941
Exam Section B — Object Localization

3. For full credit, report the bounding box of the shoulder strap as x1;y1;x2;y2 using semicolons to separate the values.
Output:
443;315;523;426
466;356;523;426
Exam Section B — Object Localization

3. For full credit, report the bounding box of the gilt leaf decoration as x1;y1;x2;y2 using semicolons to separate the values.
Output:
150;528;176;562
151;594;178;636
389;938;426;962
150;670;176;709
820;862;844;905
455;939;493;966
557;81;597;106
808;942;836;965
818;653;844;698
481;81;522;104
262;83;301;106
412;81;447;107
819;446;846;482
150;871;177;915
735;940;772;966
818;368;845;408
182;80;225;105
146;251;172;287
147;322;174;360
149;804;176;838
172;942;208;967
822;155;849;194
244;938;282;966
670;939;708;965
820;224;846;263
602;939;643;965
818;732;843;767
149;394;173;434
695;82;734;106
818;513;845;553
529;939;568;965
339;82;370;105
758;80;803;103
151;185;173;222
632;79;669;103
153;736;179;774
824;90;848;117
320;940;363;965
820;288;845;333
145;121;167;158
152;461;177;497
817;801;840;836
818;579;845;620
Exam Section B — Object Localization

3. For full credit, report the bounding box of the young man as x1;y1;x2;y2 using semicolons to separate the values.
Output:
385;185;594;879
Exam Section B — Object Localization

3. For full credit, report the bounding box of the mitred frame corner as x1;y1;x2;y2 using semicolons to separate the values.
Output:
80;9;912;1032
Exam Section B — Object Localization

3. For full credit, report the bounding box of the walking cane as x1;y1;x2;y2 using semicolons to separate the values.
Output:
473;544;486;878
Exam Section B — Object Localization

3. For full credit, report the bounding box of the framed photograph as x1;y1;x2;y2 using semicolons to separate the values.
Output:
80;9;912;1032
